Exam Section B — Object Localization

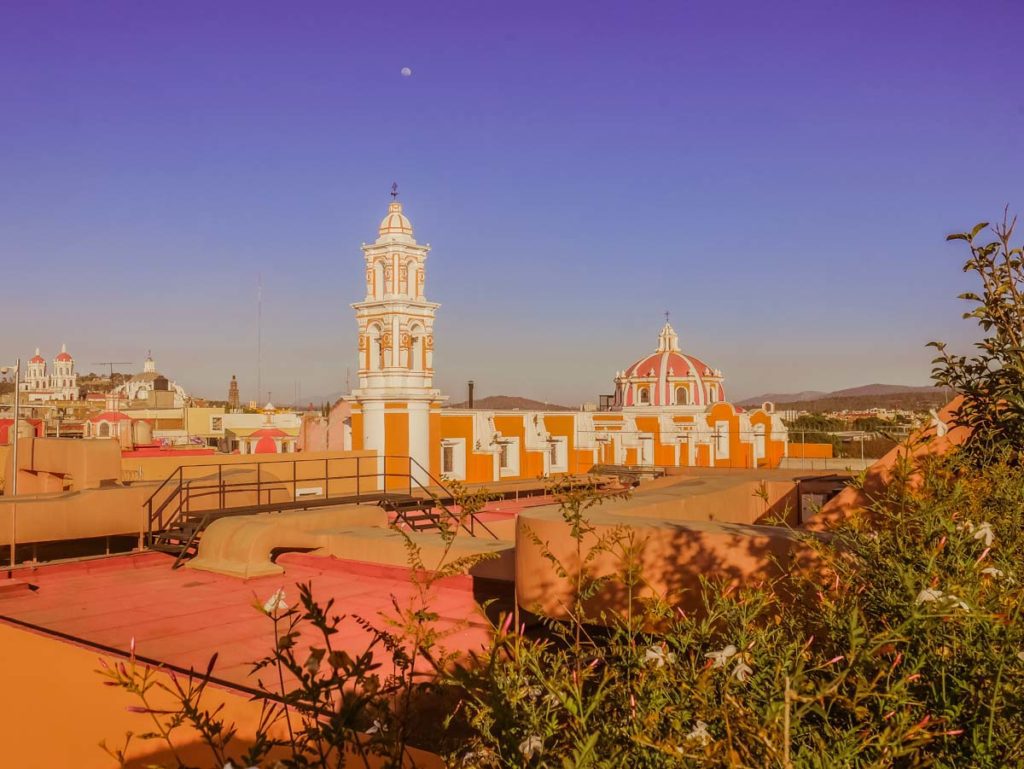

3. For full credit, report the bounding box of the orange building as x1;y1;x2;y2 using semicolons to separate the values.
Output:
346;196;789;482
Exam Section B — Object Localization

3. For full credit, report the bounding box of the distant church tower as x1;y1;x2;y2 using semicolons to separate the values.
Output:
348;190;442;485
228;375;240;411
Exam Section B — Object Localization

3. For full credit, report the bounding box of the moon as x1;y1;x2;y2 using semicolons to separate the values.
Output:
400;67;412;77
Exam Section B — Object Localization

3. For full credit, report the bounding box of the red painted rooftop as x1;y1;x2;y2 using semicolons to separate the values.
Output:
0;551;498;690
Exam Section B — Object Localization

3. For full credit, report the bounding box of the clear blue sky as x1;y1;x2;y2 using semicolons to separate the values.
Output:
1;0;1021;405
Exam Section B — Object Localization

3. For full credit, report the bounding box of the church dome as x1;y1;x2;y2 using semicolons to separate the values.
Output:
378;201;413;237
54;344;72;362
616;322;724;408
30;348;45;364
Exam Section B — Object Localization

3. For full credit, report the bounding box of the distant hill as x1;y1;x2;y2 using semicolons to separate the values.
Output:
445;394;574;411
738;384;951;413
737;390;829;404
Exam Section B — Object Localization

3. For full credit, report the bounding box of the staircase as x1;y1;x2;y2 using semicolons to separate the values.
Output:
380;494;444;532
150;516;207;563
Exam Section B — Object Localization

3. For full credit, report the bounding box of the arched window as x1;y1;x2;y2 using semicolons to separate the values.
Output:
408;324;424;371
405;259;418;298
98;422;110;438
707;385;717;404
373;260;386;299
675;386;689;405
367;325;384;371
638;387;650;405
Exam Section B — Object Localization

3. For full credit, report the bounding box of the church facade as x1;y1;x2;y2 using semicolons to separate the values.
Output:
21;345;79;402
346;198;788;487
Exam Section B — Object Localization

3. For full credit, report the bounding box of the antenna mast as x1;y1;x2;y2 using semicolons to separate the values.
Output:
257;273;263;406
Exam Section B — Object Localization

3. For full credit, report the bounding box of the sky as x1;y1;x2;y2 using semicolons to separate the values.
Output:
1;0;1022;406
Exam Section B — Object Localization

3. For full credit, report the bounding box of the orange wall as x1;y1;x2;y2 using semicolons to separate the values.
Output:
439;414;494;482
786;442;834;459
350;409;364;451
0;618;442;769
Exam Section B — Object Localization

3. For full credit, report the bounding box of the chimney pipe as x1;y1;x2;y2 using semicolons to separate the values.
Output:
468;380;475;409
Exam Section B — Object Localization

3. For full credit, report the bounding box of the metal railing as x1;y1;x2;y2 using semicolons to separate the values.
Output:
143;454;498;553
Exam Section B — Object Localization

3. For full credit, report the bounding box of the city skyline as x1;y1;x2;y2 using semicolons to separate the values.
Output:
3;1;1021;404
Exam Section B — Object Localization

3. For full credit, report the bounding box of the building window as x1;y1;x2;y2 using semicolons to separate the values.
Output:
498;438;520;477
548;437;568;473
98;422;110;438
753;424;766;462
714;420;729;459
441;439;466;480
210;416;223;432
707;385;718;404
638;387;650;405
675;386;688;405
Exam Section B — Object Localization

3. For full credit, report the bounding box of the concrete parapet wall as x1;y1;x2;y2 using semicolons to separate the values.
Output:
514;469;814;620
0;482;155;546
516;510;816;620
187;504;515;582
2;437;123;495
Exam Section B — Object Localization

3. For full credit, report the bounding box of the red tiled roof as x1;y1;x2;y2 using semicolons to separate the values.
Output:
88;411;133;423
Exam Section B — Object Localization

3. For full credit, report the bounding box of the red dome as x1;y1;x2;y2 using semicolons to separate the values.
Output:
30;354;45;364
616;323;725;408
55;352;73;362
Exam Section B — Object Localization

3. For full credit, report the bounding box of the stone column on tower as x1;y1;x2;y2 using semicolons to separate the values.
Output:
347;193;444;486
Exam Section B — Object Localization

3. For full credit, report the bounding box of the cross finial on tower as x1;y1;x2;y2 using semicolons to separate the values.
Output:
664;310;670;324
390;181;399;200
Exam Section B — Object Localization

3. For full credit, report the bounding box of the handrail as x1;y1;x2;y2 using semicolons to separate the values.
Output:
144;454;501;550
407;456;499;539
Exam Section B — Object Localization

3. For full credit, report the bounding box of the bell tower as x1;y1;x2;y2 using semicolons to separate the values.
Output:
348;189;443;485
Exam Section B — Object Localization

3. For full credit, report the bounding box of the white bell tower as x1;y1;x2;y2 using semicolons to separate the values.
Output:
349;188;442;486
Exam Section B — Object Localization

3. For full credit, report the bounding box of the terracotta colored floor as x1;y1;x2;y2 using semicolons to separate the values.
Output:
0;551;499;691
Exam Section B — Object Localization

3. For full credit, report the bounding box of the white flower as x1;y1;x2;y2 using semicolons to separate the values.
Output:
705;644;737;669
732;659;753;683
972;522;995;547
644;644;676;668
915;588;969;612
366;719;386;735
262;588;287;615
685;720;712;746
519;734;544;760
981;567;1004;579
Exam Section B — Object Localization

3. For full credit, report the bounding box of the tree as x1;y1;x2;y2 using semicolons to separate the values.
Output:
930;211;1024;458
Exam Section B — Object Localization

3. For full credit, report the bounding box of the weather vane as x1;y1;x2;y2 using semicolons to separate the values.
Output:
390;181;399;200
